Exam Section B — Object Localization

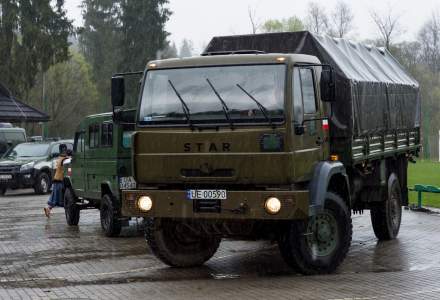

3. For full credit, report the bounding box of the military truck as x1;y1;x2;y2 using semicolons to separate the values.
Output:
63;111;137;237
113;32;421;274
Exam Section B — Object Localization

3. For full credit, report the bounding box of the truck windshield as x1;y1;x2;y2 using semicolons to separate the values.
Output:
6;143;49;158
138;64;286;126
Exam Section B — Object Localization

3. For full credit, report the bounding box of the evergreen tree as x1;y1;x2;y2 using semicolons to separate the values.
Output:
179;39;194;58
0;0;72;97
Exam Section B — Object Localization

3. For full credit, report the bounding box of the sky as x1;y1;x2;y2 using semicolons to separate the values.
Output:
65;0;440;53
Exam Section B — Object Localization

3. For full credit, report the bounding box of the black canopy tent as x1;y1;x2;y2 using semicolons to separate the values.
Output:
0;83;49;123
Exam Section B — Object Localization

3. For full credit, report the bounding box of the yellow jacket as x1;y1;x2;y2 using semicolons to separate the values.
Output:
53;156;67;182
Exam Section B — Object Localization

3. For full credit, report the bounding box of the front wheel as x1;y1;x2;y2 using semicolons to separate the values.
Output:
145;218;221;267
370;173;402;240
34;172;50;195
64;188;80;226
278;192;352;275
100;194;122;237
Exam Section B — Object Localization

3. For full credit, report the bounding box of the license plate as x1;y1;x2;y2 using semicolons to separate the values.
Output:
119;176;137;190
187;189;227;200
0;174;12;180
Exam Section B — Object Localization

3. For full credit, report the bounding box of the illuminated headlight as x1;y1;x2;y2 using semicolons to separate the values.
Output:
20;162;35;172
265;197;281;214
137;196;153;212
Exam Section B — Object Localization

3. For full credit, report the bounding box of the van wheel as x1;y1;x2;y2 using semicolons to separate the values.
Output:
278;192;352;275
34;172;50;195
64;188;80;226
100;194;122;237
370;173;402;240
145;218;221;267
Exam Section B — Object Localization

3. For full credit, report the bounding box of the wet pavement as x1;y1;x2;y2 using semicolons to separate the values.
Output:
1;189;440;299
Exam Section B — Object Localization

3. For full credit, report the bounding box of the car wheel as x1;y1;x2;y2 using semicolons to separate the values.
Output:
64;188;80;226
145;218;221;267
100;194;122;237
34;172;51;195
278;192;352;275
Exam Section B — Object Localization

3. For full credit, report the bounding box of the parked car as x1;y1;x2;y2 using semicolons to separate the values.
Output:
0;140;73;195
0;125;27;157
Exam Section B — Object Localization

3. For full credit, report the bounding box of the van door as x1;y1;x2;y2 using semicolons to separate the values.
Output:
71;132;86;196
292;66;327;181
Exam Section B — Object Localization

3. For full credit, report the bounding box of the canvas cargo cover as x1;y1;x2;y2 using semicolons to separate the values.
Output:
204;31;420;137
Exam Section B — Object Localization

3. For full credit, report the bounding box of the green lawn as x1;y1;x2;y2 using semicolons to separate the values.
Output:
408;160;440;208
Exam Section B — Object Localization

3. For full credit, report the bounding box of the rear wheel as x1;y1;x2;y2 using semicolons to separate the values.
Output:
100;194;122;237
278;192;352;275
145;218;221;267
34;172;50;195
370;173;402;240
64;188;80;226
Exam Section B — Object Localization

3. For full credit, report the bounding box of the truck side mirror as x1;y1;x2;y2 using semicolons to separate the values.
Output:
111;76;125;107
320;66;336;102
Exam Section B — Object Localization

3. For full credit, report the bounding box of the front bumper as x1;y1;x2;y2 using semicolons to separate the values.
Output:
0;171;35;189
122;190;309;220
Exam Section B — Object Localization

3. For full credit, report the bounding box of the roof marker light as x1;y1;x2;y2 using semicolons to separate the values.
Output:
276;57;286;62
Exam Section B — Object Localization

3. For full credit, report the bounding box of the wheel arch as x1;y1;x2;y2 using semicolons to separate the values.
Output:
309;161;351;216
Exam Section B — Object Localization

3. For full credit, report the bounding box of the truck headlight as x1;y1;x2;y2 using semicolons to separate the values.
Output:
265;197;281;214
138;196;153;212
20;162;35;172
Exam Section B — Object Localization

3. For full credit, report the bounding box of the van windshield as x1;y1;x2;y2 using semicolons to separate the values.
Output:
138;64;286;126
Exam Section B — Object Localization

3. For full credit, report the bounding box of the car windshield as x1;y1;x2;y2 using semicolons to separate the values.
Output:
138;64;286;126
6;143;50;158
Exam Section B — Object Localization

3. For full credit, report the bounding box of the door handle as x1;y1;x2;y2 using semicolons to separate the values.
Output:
316;136;324;146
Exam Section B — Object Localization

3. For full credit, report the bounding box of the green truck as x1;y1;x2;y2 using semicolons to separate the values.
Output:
112;32;421;274
63;111;137;237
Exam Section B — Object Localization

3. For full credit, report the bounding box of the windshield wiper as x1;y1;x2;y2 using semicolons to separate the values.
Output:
206;78;234;130
236;84;273;127
168;80;194;129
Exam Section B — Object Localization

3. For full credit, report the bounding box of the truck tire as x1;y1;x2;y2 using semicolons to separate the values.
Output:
34;172;50;195
370;173;402;241
100;194;122;237
64;188;80;226
278;192;352;275
145;218;221;267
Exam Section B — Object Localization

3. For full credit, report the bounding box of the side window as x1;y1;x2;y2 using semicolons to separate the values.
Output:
89;124;99;148
293;68;303;124
51;144;60;157
300;68;317;114
74;132;84;153
101;123;113;147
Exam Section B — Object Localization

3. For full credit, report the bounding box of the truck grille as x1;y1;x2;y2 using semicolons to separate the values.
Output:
181;168;234;178
193;199;221;213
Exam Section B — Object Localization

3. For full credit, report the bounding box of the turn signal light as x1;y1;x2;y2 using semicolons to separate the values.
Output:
330;154;339;161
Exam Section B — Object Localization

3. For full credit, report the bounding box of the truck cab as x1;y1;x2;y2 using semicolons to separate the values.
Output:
63;112;136;237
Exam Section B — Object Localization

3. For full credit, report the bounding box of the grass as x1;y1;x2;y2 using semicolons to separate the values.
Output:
408;160;440;208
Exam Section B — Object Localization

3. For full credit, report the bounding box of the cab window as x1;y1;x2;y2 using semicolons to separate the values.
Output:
101;123;113;147
74;132;85;153
89;124;99;148
292;67;318;123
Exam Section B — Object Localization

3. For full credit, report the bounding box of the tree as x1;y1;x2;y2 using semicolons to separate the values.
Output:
26;52;99;138
248;5;261;34
0;0;73;97
179;39;194;58
330;1;354;38
305;2;329;35
418;11;440;74
160;42;178;59
370;6;402;50
79;0;171;110
262;16;304;33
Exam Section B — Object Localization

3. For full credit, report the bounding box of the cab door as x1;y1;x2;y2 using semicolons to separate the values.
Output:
292;66;327;181
71;131;86;196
